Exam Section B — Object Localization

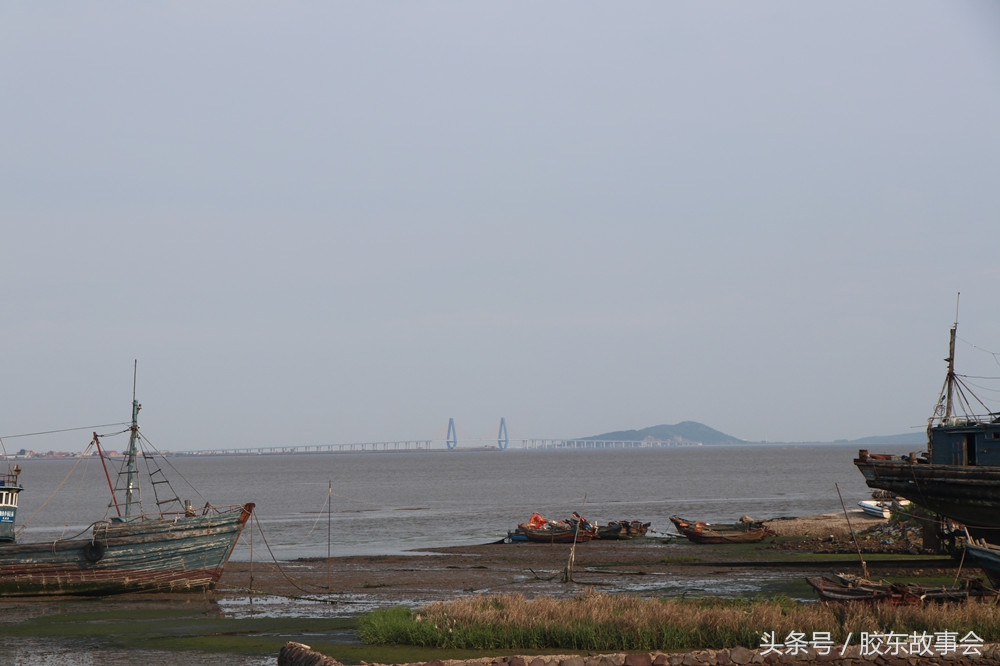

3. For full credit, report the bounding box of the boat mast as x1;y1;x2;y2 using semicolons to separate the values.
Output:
945;293;960;422
945;323;957;421
125;361;140;519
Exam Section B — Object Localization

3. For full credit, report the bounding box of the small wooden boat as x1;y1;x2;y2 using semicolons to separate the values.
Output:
963;539;1000;587
669;515;775;544
597;522;627;539
517;511;597;543
520;524;594;543
806;573;989;605
596;520;651;540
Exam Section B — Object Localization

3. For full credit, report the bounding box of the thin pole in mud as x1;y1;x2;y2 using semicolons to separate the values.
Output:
564;495;586;583
327;479;332;590
836;483;868;579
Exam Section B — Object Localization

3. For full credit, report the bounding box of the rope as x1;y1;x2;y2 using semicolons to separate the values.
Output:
1;422;129;440
15;441;96;537
247;511;329;596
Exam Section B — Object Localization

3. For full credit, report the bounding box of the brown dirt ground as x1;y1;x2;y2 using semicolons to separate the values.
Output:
215;510;956;611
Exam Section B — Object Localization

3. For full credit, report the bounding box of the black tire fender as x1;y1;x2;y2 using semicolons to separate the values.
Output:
83;540;106;563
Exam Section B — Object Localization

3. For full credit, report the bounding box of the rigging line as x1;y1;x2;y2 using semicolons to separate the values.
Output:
60;450;94;541
957;336;1000;358
305;486;336;540
1;423;130;440
15;440;96;537
958;379;1000;396
135;431;211;508
247;511;331;596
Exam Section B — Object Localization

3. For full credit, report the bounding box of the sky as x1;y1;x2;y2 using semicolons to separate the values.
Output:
2;2;1000;452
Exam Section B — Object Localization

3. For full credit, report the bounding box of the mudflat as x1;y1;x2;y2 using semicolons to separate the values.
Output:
216;511;955;611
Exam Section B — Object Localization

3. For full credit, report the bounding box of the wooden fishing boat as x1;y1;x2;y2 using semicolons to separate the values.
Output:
597;522;627;539
597;520;651;539
517;511;596;543
520;524;594;543
806;573;988;605
854;316;1000;540
0;381;253;596
963;539;1000;587
669;515;775;544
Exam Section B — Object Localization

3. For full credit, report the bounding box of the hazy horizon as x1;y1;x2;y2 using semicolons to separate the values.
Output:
3;3;999;453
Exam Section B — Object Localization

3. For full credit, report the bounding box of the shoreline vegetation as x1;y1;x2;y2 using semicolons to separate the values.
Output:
358;592;1000;652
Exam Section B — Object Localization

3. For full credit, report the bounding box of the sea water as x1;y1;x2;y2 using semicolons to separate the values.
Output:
4;443;913;665
12;443;911;561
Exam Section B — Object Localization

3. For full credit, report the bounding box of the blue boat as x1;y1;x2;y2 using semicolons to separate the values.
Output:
854;318;1000;542
0;384;253;596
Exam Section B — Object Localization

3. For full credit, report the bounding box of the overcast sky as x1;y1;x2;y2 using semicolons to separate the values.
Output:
2;2;999;452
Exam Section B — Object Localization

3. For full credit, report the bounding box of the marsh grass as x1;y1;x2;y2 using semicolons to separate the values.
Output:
358;592;1000;651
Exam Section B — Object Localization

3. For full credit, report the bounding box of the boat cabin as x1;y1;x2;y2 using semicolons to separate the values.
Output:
0;466;22;543
929;419;1000;467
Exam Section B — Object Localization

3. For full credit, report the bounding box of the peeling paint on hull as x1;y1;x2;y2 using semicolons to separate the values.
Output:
0;503;253;596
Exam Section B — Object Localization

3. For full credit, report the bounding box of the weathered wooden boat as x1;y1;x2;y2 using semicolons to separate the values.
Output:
854;318;1000;541
806;573;989;605
597;520;651;539
963;540;1000;588
0;388;253;596
669;515;775;544
597;522;628;539
520;524;594;543
517;511;596;543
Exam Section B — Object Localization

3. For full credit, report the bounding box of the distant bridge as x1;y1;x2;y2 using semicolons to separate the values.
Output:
175;441;433;455
174;417;703;455
175;438;700;456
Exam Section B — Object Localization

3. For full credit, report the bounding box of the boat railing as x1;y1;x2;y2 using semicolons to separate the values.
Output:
128;503;247;521
933;413;1000;427
0;473;21;488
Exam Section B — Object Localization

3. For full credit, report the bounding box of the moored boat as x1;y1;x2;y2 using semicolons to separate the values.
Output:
0;383;253;596
517;511;597;543
857;497;910;519
596;520;651;540
669;515;775;544
806;572;990;605
963;540;1000;588
854;317;1000;541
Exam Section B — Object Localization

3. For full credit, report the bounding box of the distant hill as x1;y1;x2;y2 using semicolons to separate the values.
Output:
580;422;927;447
843;431;926;447
581;421;746;446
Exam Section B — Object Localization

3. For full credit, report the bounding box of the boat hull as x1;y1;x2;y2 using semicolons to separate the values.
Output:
669;515;774;544
964;542;1000;588
0;503;253;597
854;456;1000;536
518;524;594;543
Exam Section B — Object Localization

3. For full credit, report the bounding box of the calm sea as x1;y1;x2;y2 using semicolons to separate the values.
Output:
6;443;915;665
13;442;911;562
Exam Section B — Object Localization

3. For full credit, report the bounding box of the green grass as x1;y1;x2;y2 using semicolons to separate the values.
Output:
358;592;1000;652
